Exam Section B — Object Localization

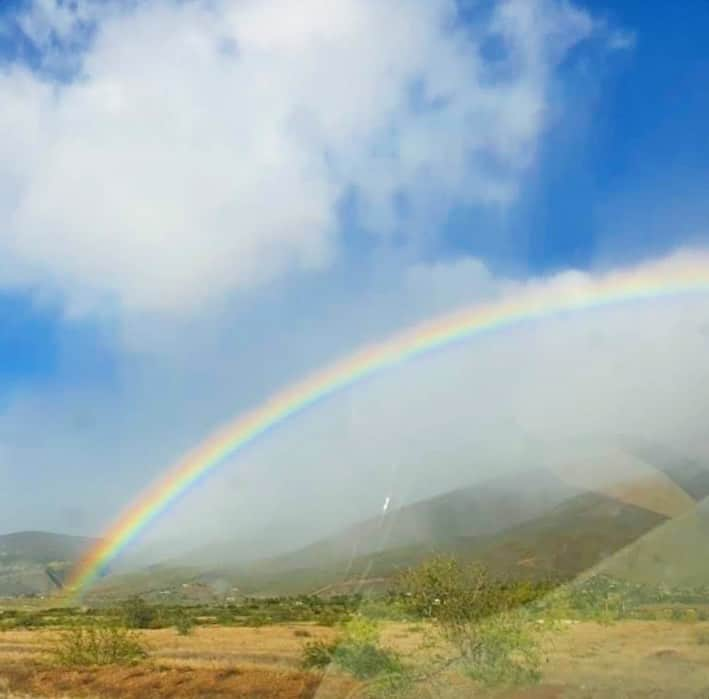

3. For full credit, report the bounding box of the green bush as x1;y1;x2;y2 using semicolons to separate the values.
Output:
301;639;338;669
332;641;403;680
173;611;195;636
396;556;542;688
301;638;402;680
301;616;403;681
355;671;418;699
52;624;148;666
121;597;157;629
464;613;541;687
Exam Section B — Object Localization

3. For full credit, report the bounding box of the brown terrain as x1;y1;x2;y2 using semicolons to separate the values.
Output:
2;620;709;698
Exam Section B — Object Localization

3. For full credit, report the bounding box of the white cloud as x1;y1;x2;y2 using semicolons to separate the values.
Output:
0;0;594;314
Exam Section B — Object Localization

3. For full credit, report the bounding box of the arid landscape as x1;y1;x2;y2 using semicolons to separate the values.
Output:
3;440;709;698
2;614;709;697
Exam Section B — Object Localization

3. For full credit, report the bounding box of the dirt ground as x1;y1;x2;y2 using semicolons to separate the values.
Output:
1;621;709;698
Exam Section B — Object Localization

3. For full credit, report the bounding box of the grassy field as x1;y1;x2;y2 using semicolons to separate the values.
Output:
3;567;709;697
2;619;709;698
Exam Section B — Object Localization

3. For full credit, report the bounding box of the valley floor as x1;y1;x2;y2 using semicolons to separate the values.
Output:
1;620;709;698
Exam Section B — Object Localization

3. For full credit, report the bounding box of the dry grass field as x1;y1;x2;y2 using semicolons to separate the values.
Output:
2;620;709;698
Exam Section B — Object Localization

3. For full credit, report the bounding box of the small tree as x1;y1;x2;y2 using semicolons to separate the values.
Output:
397;556;494;651
396;555;542;688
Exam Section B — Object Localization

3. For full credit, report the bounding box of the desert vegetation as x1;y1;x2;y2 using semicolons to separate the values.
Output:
51;624;147;666
2;557;709;697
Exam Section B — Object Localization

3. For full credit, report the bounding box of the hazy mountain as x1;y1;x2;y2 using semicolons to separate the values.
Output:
248;467;582;574
226;490;667;596
85;461;676;600
0;531;96;597
11;441;709;601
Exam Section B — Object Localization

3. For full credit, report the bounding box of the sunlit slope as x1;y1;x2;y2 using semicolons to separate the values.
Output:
591;496;709;586
0;531;97;596
618;436;709;501
546;444;697;518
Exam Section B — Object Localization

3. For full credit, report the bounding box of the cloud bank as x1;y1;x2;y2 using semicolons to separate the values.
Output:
1;0;592;313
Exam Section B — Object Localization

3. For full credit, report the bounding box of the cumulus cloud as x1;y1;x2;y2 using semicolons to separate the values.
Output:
0;0;594;314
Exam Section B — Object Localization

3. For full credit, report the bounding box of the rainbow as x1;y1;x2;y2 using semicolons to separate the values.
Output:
67;252;709;596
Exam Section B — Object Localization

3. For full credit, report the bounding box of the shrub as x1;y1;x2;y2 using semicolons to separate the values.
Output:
355;671;417;699
301;639;338;669
121;597;156;629
52;624;147;666
396;556;542;688
301;615;403;681
464;613;541;687
342;616;380;645
332;641;403;680
397;556;508;646
174;611;195;636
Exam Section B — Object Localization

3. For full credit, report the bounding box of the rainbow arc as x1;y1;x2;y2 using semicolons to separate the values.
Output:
67;252;709;597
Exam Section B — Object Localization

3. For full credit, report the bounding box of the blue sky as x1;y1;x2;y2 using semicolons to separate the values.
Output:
442;0;709;271
1;0;709;543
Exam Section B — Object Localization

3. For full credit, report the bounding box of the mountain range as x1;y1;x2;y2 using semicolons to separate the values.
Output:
3;438;708;600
